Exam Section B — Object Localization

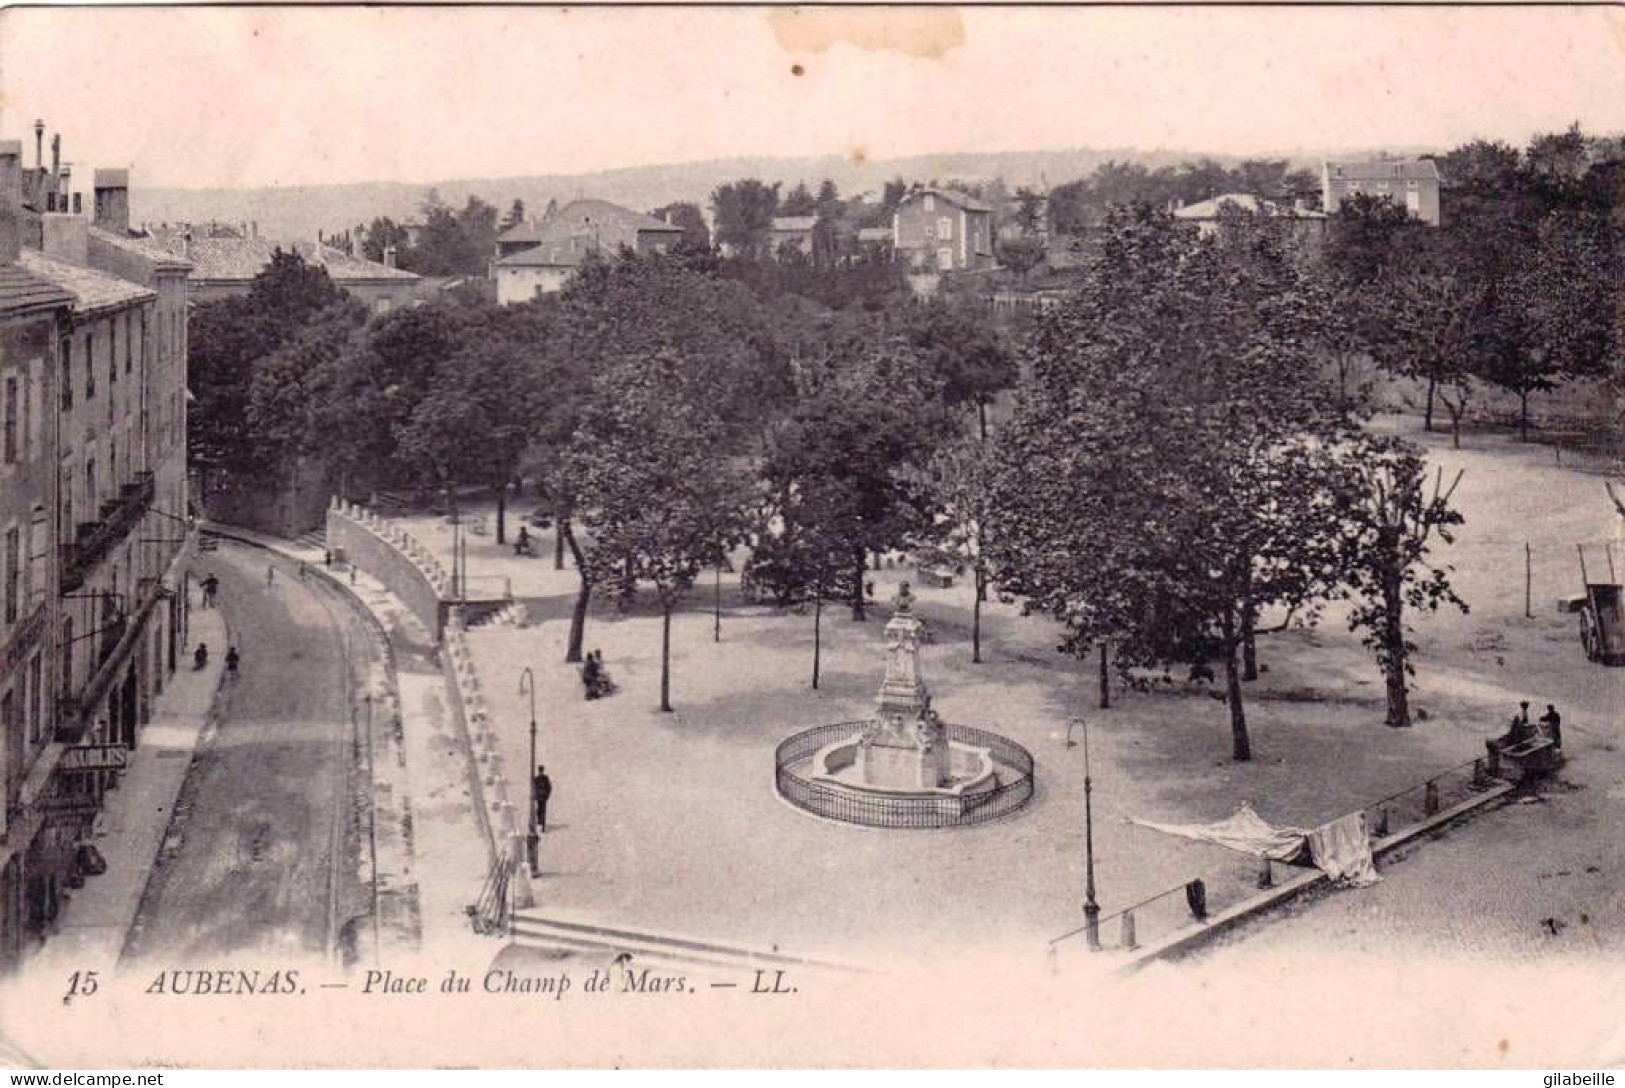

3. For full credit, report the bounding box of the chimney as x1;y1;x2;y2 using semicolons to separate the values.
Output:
180;228;191;262
50;133;60;178
0;141;22;263
383;244;397;269
33;121;44;170
42;212;89;266
71;192;82;216
93;167;130;234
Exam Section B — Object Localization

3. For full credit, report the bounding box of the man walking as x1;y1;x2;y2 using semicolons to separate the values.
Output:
202;573;219;608
226;646;241;678
533;766;553;834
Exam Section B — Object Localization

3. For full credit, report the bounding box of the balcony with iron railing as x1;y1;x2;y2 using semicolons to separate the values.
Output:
59;471;155;595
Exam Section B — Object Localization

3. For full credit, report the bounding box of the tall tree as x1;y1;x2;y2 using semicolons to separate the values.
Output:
500;199;527;231
1332;436;1468;728
710;179;781;260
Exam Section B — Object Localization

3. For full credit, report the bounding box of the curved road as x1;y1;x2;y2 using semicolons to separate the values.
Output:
121;543;374;964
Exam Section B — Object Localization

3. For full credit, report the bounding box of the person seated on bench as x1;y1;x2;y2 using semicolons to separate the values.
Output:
1537;703;1563;752
1493;701;1535;750
514;526;534;557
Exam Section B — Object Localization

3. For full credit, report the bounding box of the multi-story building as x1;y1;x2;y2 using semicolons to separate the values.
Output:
0;139;74;971
892;188;995;273
1321;158;1443;226
0;131;193;969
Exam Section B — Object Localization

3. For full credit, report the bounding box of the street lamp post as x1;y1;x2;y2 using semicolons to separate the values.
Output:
519;666;539;874
1079;717;1101;950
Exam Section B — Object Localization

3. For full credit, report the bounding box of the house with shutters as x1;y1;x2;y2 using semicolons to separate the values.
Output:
891;188;995;273
1321;158;1442;226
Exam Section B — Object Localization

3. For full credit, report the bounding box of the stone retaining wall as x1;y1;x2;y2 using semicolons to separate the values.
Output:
326;499;451;640
442;609;533;908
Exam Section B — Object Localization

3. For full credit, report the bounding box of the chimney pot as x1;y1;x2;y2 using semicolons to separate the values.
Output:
0;141;22;263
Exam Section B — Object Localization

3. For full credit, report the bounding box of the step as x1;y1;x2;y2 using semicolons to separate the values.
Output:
508;913;853;973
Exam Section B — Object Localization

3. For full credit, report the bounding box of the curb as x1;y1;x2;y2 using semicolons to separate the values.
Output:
1111;780;1517;974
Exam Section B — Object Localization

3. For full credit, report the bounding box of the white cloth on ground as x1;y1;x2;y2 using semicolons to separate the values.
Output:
1129;802;1382;886
1304;810;1381;887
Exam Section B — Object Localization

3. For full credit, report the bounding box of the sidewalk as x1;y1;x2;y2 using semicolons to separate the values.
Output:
28;591;228;975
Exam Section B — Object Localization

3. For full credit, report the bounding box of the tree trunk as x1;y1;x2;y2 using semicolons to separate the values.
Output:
1381;572;1412;728
713;564;721;643
659;603;673;712
1098;641;1110;710
977;400;989;442
554;510;567;570
1519;390;1530;442
495;486;507;545
1221;611;1251;761
812;587;823;690
850;549;867;621
1423;375;1437;432
1241;602;1258;682
971;565;983;664
562;522;590;664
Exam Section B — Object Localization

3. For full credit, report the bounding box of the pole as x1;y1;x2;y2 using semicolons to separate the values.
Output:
1578;544;1590;589
1082;718;1100;951
1525;543;1532;619
1098;642;1110;710
519;667;540;875
713;561;721;643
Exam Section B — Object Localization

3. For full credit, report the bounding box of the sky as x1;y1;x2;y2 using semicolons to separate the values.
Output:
3;5;1625;191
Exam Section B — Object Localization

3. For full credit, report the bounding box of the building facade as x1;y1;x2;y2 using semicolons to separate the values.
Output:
0;133;193;970
494;199;685;305
892;188;995;273
1321;159;1443;226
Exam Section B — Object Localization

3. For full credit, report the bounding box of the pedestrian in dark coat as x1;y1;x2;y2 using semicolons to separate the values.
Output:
534;766;553;833
1539;704;1563;750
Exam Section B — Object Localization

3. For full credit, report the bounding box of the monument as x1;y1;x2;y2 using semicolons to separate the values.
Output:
774;582;1036;828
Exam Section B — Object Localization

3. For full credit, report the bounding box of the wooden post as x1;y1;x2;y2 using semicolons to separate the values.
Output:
1485;739;1501;780
1121;910;1139;952
1424;779;1440;817
1098;642;1110;710
1525;543;1533;619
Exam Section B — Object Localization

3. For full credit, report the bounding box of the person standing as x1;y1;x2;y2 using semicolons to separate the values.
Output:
533;766;553;833
202;573;219;608
226;646;241;678
265;565;275;588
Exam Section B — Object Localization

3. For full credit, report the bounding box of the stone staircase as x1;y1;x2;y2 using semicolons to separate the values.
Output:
505;913;852;979
465;601;524;629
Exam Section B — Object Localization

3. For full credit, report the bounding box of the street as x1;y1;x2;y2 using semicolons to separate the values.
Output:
119;544;373;964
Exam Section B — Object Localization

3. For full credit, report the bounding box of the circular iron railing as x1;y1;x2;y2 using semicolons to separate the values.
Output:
774;721;1035;829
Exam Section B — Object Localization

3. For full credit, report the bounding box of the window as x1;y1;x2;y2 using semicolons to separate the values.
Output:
2;374;18;464
139;311;148;372
58;336;72;411
61;618;73;697
4;527;19;625
84;332;95;400
85;460;97;514
1406;179;1419;190
28;653;42;744
924;195;935;212
109;320;118;385
937;216;953;239
59;465;73;542
28;507;45;606
937;246;954;270
126;313;134;374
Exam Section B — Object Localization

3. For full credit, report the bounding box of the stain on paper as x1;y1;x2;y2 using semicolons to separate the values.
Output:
768;7;965;60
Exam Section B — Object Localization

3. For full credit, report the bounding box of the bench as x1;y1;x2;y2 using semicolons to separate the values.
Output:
1487;735;1563;783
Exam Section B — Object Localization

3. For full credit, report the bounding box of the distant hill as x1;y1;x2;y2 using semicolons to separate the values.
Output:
128;146;1431;241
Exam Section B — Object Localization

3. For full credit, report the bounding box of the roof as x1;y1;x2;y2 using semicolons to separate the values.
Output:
904;187;994;214
494;237;595;270
0;263;75;317
771;216;818;232
17;250;156;315
149;235;417;283
857;227;893;243
550;199;683;235
1324;159;1441;182
1174;193;1326;221
88;225;191;272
